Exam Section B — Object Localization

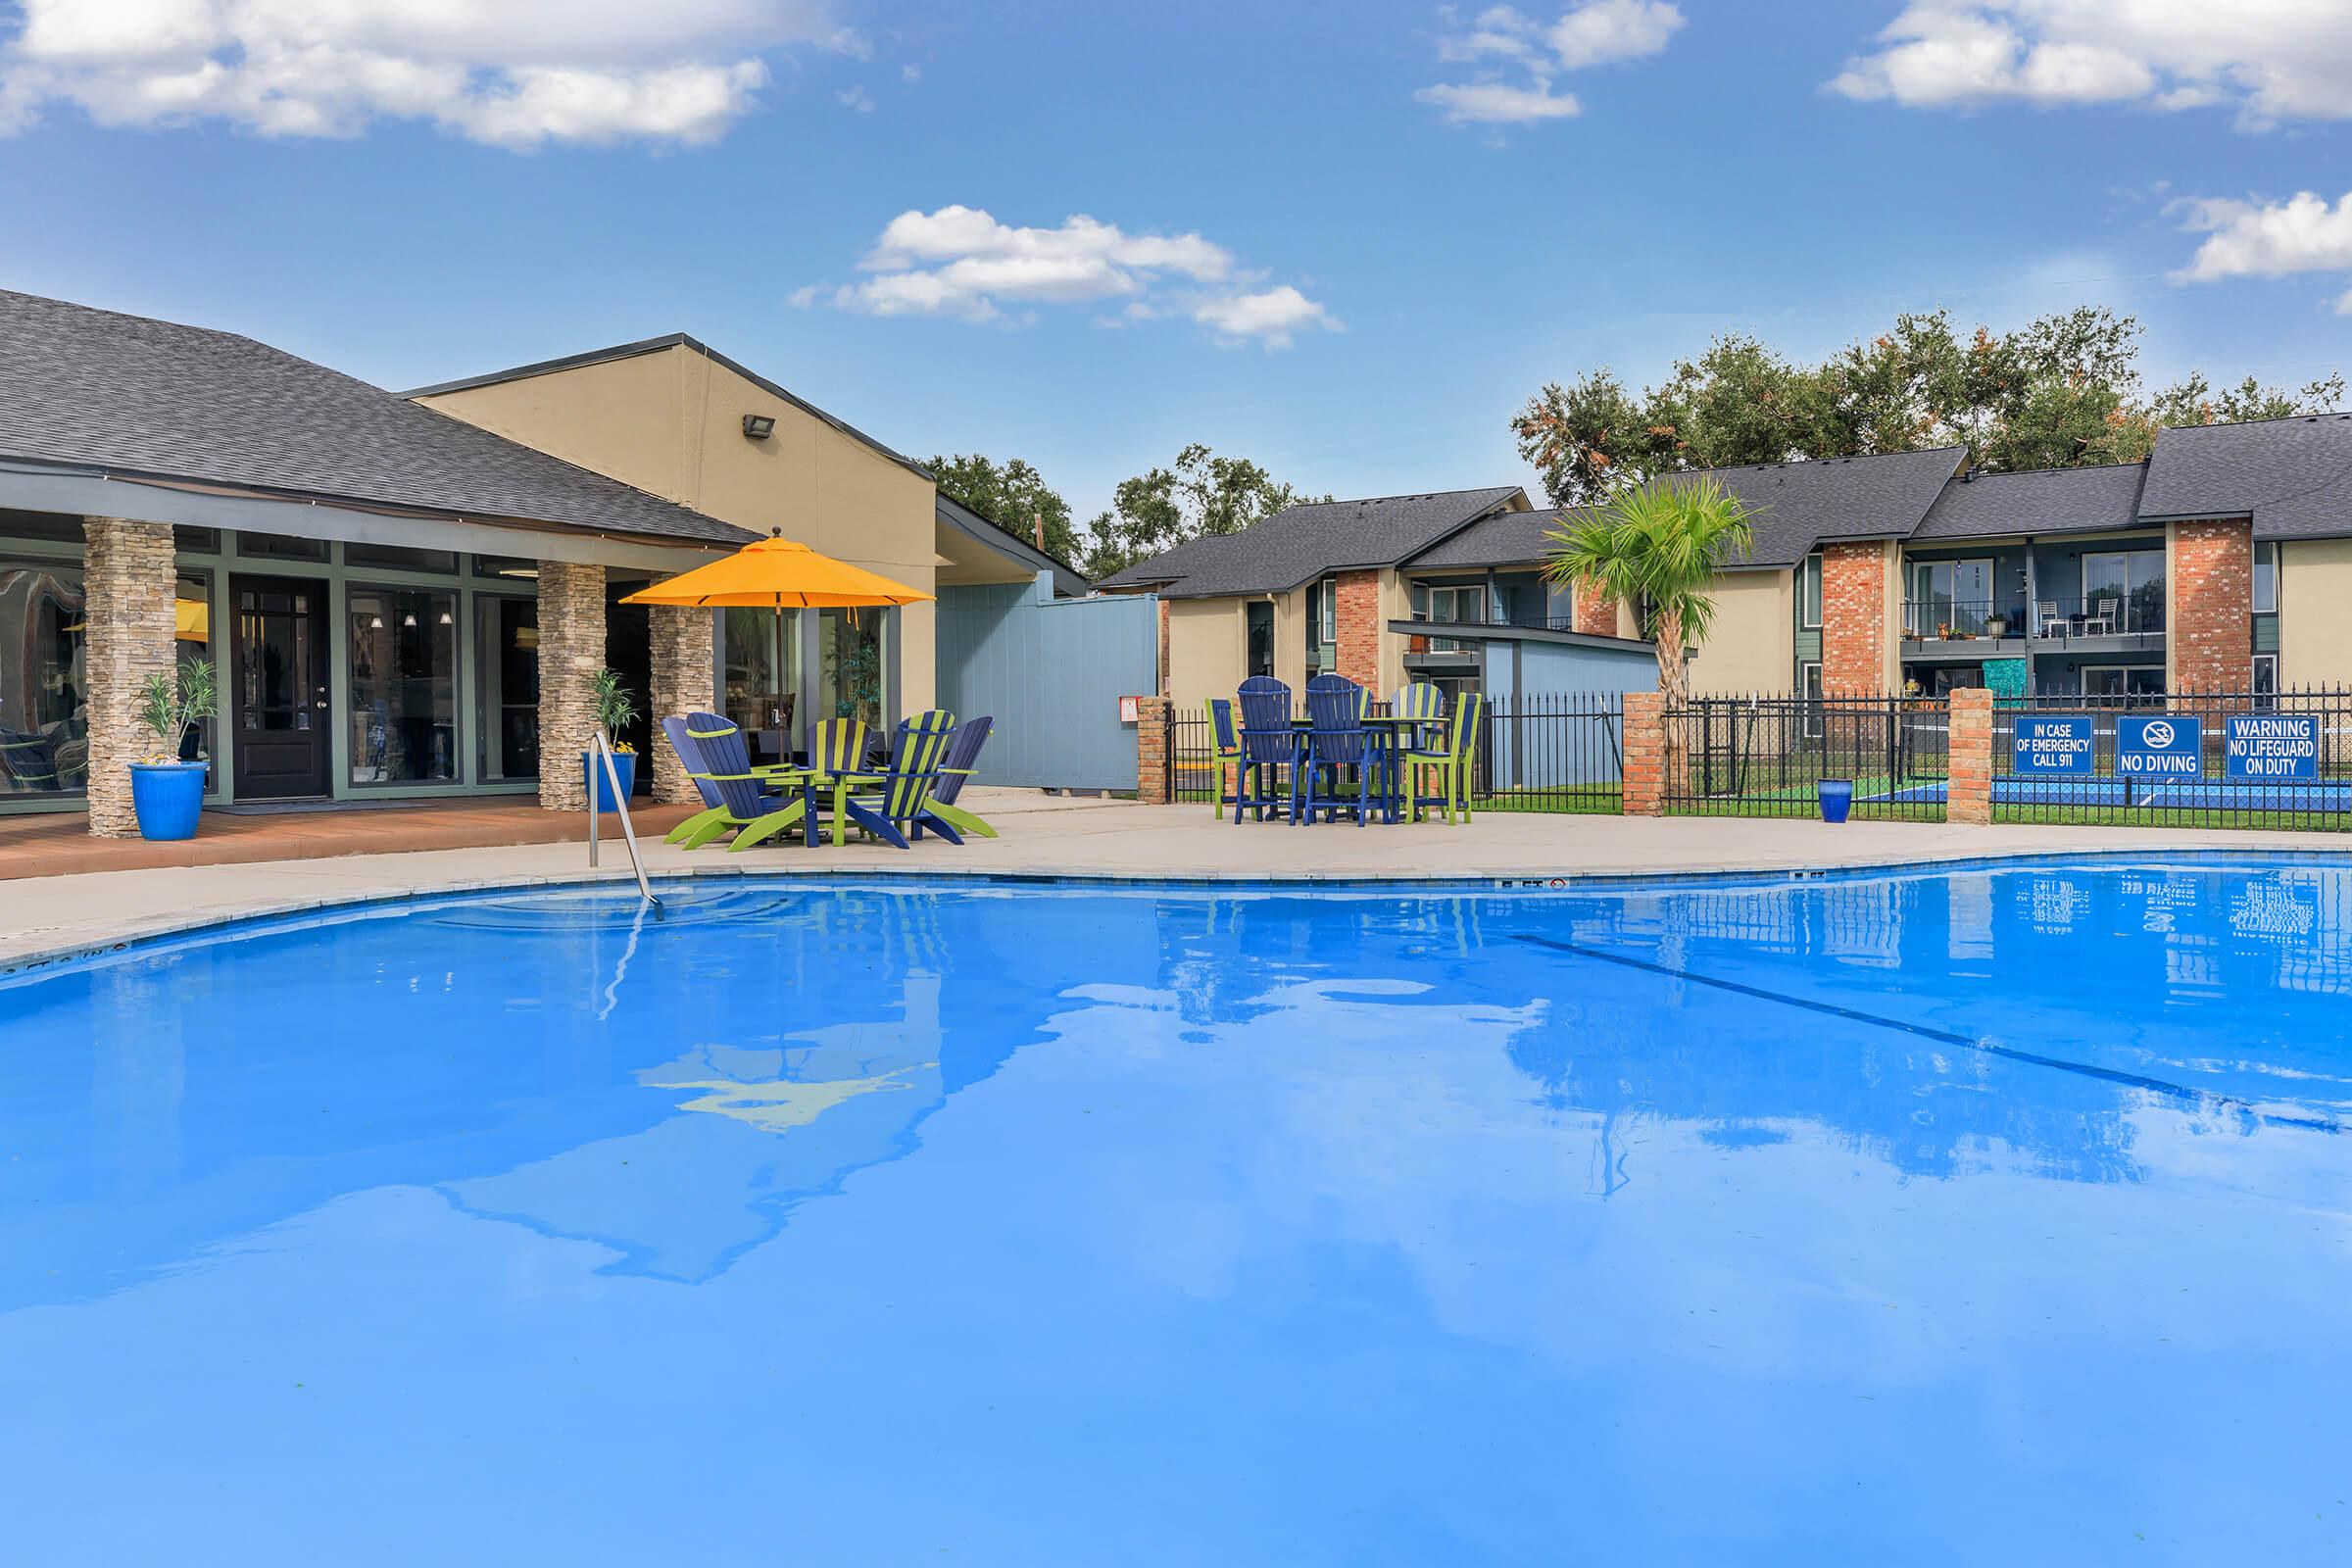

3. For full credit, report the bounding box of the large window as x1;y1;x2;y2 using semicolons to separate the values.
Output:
172;568;214;775
723;607;800;759
348;587;457;785
1800;553;1824;628
1911;558;1993;636
2254;541;2278;614
474;595;538;783
2081;549;2165;633
0;560;86;796
817;608;885;735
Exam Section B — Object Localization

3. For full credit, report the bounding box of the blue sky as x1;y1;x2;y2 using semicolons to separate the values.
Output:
4;1;2351;523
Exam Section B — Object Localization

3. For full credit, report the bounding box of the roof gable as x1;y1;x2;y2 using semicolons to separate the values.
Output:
1100;486;1526;597
2140;413;2352;539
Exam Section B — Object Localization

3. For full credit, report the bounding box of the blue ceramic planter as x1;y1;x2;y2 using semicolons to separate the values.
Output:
583;750;638;813
129;760;208;841
1817;778;1854;824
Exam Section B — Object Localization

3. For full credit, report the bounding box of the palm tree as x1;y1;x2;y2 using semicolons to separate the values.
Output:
1544;477;1759;779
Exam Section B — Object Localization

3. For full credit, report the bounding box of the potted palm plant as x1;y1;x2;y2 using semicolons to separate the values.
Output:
583;667;640;812
128;658;217;841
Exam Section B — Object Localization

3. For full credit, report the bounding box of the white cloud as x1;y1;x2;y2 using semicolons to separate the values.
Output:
1832;2;2352;126
1420;2;1681;131
807;204;1332;346
836;84;873;113
2170;191;2352;306
0;0;863;148
1194;286;1338;349
1415;77;1582;124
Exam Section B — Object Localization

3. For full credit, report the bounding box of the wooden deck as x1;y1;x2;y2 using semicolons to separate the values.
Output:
0;799;697;881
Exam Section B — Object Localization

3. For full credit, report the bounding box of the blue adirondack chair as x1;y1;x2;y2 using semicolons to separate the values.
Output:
1205;698;1245;819
662;712;804;851
917;713;997;840
1299;673;1380;825
1233;676;1297;824
660;716;731;845
808;710;961;851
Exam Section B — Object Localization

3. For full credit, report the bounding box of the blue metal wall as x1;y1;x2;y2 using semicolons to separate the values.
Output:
936;575;1158;790
1483;636;1656;790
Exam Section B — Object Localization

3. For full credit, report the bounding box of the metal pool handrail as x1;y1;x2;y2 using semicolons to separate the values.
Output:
588;725;664;917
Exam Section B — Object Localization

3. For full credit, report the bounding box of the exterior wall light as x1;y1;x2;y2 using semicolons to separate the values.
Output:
742;414;777;440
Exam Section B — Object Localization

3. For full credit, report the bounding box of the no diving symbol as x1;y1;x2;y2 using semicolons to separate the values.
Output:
2143;720;2177;749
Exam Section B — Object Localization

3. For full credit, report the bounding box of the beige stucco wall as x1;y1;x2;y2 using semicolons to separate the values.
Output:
1688;570;1795;695
1273;587;1310;692
417;342;941;712
1164;598;1250;709
2278;537;2352;684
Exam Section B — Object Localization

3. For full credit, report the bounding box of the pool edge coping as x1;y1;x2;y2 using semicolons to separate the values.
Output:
6;842;2350;983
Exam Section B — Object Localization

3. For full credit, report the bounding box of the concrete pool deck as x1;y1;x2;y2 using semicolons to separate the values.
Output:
4;787;2349;975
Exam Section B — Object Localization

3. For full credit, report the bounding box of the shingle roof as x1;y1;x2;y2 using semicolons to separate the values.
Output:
1911;461;2148;540
0;290;751;546
1662;447;1966;567
2139;412;2352;539
1404;506;1567;568
1097;486;1525;597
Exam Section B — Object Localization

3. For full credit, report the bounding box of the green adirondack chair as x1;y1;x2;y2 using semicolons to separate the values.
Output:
1404;690;1483;825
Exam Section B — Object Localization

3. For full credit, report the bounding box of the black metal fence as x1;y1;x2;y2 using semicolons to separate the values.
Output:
1990;689;2352;832
1163;693;1625;814
1664;695;1950;821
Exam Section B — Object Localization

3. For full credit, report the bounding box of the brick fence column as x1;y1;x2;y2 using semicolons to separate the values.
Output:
1335;569;1382;690
649;602;717;806
81;516;178;838
1135;695;1171;804
1947;688;1993;825
537;561;606;812
1622;690;1665;816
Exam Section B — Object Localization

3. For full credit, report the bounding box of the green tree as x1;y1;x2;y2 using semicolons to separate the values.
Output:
1080;443;1328;579
927;453;1082;562
1544;477;1759;777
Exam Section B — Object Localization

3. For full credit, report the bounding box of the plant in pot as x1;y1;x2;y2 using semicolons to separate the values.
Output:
1985;612;2010;637
583;667;640;813
129;658;217;841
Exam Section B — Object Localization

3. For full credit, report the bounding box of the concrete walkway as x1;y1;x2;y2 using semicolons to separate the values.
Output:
4;787;2346;976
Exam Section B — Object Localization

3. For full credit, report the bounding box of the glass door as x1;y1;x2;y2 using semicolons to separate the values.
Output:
230;576;330;799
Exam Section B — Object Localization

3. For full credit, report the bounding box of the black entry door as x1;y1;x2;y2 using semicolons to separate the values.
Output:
231;576;330;799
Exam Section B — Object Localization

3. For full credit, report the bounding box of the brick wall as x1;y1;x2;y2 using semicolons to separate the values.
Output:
536;561;606;811
1947;687;1992;824
2172;518;2252;692
1573;579;1616;637
648;602;716;806
1820;542;1888;694
1134;695;1171;803
1334;569;1382;690
80;517;179;837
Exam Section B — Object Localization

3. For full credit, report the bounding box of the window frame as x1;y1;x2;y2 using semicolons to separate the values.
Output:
2253;541;2278;614
1799;554;1823;629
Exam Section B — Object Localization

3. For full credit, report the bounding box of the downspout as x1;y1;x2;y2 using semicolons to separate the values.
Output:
2024;538;2038;695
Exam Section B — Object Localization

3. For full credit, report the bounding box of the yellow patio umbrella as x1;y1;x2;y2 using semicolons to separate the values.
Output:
620;530;934;613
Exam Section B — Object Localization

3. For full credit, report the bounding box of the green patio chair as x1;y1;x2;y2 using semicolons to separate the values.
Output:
1205;698;1243;818
812;710;960;850
1404;690;1483;825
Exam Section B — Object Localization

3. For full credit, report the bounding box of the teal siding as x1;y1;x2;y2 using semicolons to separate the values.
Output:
936;575;1158;791
2254;613;2279;655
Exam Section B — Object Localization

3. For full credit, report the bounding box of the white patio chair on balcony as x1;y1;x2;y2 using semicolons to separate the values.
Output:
2035;600;2066;638
2083;596;2120;636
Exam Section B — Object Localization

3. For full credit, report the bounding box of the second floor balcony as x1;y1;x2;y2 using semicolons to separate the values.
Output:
1900;593;2166;656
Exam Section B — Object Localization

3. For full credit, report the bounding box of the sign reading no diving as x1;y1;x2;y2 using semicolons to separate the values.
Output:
2226;714;2319;781
2013;714;2095;776
2117;714;2203;777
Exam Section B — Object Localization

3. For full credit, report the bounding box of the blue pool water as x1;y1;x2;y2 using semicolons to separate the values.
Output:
3;861;2349;1563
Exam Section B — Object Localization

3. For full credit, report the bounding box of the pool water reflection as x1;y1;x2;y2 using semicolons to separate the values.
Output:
2;861;2348;1562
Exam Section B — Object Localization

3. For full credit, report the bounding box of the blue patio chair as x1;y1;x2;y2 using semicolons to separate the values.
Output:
1233;676;1297;824
918;713;997;840
1205;698;1245;819
1300;673;1381;826
660;715;731;845
665;712;805;851
808;710;961;851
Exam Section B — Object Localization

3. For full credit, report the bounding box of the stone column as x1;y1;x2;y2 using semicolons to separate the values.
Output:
536;561;606;812
1621;690;1665;816
649;603;717;806
81;517;178;838
1947;687;1993;825
1135;695;1171;804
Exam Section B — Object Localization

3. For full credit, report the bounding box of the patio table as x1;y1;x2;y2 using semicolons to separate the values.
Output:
1285;715;1417;824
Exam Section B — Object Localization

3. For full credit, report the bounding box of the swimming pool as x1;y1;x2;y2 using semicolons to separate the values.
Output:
3;860;2348;1562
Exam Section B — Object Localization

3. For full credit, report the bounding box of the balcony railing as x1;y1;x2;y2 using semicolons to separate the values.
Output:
2028;595;2166;638
1900;600;2027;641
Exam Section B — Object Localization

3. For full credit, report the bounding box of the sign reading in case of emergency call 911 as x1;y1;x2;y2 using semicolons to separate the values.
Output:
2226;713;2319;780
2117;714;2203;777
2012;713;2095;776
